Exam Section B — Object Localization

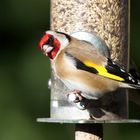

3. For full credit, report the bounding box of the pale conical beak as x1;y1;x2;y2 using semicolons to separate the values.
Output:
42;45;53;55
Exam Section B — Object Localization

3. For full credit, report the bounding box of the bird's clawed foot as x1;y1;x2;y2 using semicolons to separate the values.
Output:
67;90;83;103
67;90;89;110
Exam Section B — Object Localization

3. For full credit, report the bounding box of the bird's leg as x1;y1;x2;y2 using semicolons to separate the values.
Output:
67;90;97;110
67;90;90;110
67;90;98;110
67;89;83;103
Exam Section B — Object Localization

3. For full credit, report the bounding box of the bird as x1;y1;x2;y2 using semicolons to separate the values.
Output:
38;30;140;102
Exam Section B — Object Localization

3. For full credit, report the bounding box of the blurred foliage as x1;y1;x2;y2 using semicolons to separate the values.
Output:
0;0;140;140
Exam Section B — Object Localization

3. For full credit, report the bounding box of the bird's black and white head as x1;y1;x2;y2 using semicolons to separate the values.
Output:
38;30;71;59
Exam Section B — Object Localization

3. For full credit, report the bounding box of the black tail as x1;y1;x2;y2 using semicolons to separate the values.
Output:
127;69;140;89
106;58;140;89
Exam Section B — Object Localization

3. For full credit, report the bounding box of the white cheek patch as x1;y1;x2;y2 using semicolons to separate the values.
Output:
59;36;69;49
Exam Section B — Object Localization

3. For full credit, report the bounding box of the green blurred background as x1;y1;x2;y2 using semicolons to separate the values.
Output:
0;0;140;140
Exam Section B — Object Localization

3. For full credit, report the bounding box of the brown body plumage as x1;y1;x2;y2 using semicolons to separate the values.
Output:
54;37;119;99
38;30;140;100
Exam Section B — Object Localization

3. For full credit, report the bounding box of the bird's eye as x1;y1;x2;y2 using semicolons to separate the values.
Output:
46;35;54;46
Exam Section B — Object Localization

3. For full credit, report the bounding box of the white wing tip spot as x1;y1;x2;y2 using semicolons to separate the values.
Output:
128;76;132;80
120;68;125;72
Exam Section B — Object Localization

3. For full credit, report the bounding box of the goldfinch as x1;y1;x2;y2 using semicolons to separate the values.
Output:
38;30;140;101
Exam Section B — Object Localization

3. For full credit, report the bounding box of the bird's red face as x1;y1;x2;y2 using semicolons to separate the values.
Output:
38;33;61;59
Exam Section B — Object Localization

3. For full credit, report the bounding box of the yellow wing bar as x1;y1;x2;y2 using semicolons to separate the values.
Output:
84;61;125;81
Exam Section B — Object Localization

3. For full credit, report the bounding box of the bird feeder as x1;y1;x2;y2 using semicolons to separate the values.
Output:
38;0;140;139
40;0;128;120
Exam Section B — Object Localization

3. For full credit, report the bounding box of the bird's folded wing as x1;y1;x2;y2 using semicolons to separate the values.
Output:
65;46;137;84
